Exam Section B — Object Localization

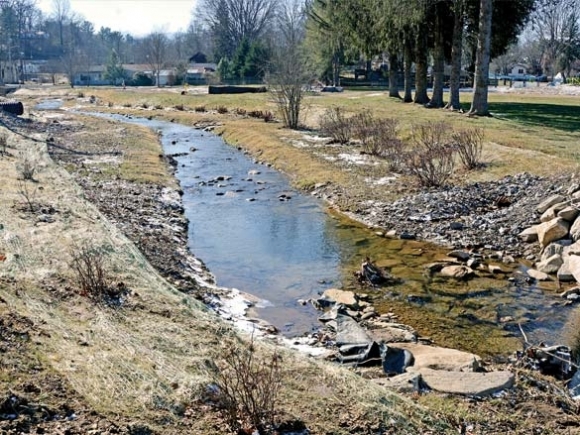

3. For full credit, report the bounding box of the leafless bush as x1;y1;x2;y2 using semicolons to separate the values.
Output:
70;245;126;303
235;107;247;116
262;111;274;122
17;151;38;181
174;104;184;111
207;334;282;434
194;106;206;112
0;134;7;156
452;127;484;170
17;179;38;213
405;122;456;187
351;113;406;169
155;104;163;110
319;107;352;144
216;105;228;114
140;102;149;109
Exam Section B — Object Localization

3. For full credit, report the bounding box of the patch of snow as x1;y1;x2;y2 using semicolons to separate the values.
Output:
365;176;398;185
338;153;375;165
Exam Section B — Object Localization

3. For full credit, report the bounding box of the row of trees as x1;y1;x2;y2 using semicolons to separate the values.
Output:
193;0;544;116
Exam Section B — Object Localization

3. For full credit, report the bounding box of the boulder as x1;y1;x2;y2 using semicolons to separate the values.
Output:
567;183;580;196
537;194;566;214
536;218;570;248
565;240;580;256
372;372;421;393
370;323;417;343
389;343;481;372
335;314;372;346
536;254;563;274
518;226;538;243
526;268;550;281
382;346;415;375
558;206;580;222
540;202;567;222
440;265;475;280
567;255;580;283
558;258;577;282
570;217;580;241
419;368;514;396
448;250;471;262
542;240;572;262
488;264;508;274
320;289;358;309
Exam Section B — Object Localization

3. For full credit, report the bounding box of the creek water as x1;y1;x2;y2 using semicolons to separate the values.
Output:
57;108;576;355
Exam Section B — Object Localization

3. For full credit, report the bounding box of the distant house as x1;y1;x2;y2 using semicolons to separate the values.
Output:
73;65;108;86
72;64;179;87
510;64;527;77
186;63;217;85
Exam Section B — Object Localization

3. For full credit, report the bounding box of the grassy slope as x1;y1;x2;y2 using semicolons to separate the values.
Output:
0;109;450;434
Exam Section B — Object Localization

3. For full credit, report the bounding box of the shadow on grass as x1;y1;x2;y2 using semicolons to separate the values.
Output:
489;102;580;132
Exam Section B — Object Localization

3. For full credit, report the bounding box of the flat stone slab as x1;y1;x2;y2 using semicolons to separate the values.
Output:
372;372;421;394
370;323;417;343
320;288;358;309
390;343;482;372
335;314;372;346
419;368;514;396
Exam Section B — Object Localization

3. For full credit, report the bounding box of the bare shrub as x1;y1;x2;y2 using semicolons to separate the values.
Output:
319;107;352;144
207;334;282;434
194;106;206;112
17;179;38;213
71;245;126;303
140;102;149;109
216;105;228;114
405;122;456;187
248;110;264;119
155;104;163;110
174;104;184;111
351;113;406;169
452;127;484;170
235;107;247;116
17;151;38;181
262;111;274;122
0;134;7;156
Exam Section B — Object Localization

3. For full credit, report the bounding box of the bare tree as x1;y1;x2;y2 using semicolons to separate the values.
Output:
196;0;278;59
268;0;310;129
143;31;168;87
51;0;70;48
533;0;580;80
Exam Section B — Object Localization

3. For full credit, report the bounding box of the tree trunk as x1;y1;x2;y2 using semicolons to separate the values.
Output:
469;0;493;116
446;0;464;111
427;6;445;108
332;50;340;86
403;37;413;102
414;30;429;105
388;52;401;98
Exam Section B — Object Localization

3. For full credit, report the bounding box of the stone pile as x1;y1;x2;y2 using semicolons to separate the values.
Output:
319;173;565;257
518;186;580;287
312;288;515;396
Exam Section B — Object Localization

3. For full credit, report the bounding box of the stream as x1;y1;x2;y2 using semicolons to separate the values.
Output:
47;105;576;355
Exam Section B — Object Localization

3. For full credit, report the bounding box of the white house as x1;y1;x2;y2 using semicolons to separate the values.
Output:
510;64;527;77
